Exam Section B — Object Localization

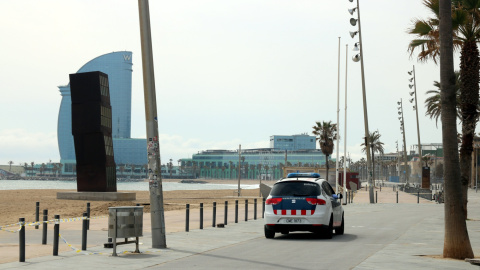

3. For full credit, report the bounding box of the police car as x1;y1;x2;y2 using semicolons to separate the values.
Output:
264;172;344;239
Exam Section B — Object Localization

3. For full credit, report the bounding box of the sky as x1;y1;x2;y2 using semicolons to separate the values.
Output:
0;0;463;166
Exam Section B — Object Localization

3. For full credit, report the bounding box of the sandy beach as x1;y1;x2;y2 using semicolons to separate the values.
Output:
0;179;270;226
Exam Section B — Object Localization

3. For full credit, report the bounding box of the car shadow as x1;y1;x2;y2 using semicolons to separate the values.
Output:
272;232;357;242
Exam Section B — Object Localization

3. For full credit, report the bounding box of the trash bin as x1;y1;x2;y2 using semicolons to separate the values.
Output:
108;206;143;256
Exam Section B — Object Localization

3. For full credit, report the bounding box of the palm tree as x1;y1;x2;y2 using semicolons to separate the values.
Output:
424;72;462;126
58;163;63;176
409;0;480;218
119;165;125;177
438;0;474;258
312;121;338;182
40;163;46;176
360;131;384;184
229;161;234;179
168;159;173;178
131;164;136;177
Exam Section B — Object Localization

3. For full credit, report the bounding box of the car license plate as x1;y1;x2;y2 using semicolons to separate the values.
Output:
285;218;302;224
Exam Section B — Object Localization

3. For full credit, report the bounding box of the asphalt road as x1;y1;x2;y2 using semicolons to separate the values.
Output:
153;203;441;269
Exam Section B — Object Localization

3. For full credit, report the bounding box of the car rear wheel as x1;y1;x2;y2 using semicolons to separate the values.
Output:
264;225;275;239
335;214;344;235
324;215;333;239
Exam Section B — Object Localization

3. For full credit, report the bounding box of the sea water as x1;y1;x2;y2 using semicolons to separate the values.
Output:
0;180;258;191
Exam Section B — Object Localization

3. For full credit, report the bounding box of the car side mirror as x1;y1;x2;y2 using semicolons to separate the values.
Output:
336;193;343;199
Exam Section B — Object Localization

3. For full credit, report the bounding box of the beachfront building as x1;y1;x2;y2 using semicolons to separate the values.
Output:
180;148;326;180
269;134;316;150
57;51;147;175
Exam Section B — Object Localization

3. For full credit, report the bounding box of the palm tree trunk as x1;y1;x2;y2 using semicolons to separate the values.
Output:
459;39;479;219
439;0;474;259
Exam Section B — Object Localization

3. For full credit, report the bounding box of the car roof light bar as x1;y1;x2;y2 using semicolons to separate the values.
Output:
286;172;321;178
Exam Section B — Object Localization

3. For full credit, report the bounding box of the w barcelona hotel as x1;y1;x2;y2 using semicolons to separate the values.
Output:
57;51;147;175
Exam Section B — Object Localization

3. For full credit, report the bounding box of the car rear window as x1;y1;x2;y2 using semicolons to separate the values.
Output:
270;181;321;196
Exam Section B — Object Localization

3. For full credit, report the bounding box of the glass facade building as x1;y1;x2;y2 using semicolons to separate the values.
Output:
180;148;326;180
57;51;147;174
269;134;316;150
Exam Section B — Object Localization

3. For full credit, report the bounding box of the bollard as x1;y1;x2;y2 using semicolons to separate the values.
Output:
396;191;399;203
380;186;382;192
375;191;378;203
86;202;91;230
82;212;88;250
200;203;204;229
42;209;48;245
254;199;257;220
186;204;190;232
224;201;228;225
19;218;25;262
365;185;367;191
417;192;420;204
53;215;60;256
245;200;248;222
262;198;265;218
235;200;238;223
212;202;216;227
35;202;39;230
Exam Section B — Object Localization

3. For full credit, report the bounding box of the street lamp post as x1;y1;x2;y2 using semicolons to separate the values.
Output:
348;0;374;203
398;99;409;185
408;66;423;186
138;0;166;248
343;44;349;204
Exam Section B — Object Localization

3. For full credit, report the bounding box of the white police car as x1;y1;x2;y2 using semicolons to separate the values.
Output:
264;172;344;239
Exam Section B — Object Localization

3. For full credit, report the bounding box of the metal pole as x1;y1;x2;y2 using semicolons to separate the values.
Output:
354;0;373;203
343;43;349;204
212;202;216;227
399;99;409;185
396;191;399;203
262;197;265;218
412;65;423;186
335;36;341;194
238;145;241;197
200;203;203;229
42;209;48;245
53;215;59;256
86;202;90;230
223;201;228;225
245;200;248;221
35;202;39;230
235;200;238;223
19;218;25;262
82;212;87;250
185;204;190;232
417;192;420;204
254;198;257;220
375;191;377;203
138;0;166;249
224;201;228;225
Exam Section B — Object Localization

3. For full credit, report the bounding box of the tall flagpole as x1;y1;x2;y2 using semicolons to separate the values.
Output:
335;37;341;194
343;44;348;204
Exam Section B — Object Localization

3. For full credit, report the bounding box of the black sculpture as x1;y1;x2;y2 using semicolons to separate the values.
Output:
70;71;117;192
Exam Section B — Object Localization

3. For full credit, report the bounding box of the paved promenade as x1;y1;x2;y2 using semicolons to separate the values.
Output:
1;188;480;269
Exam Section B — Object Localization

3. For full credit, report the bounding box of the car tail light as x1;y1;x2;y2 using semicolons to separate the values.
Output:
306;198;326;205
265;198;282;205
